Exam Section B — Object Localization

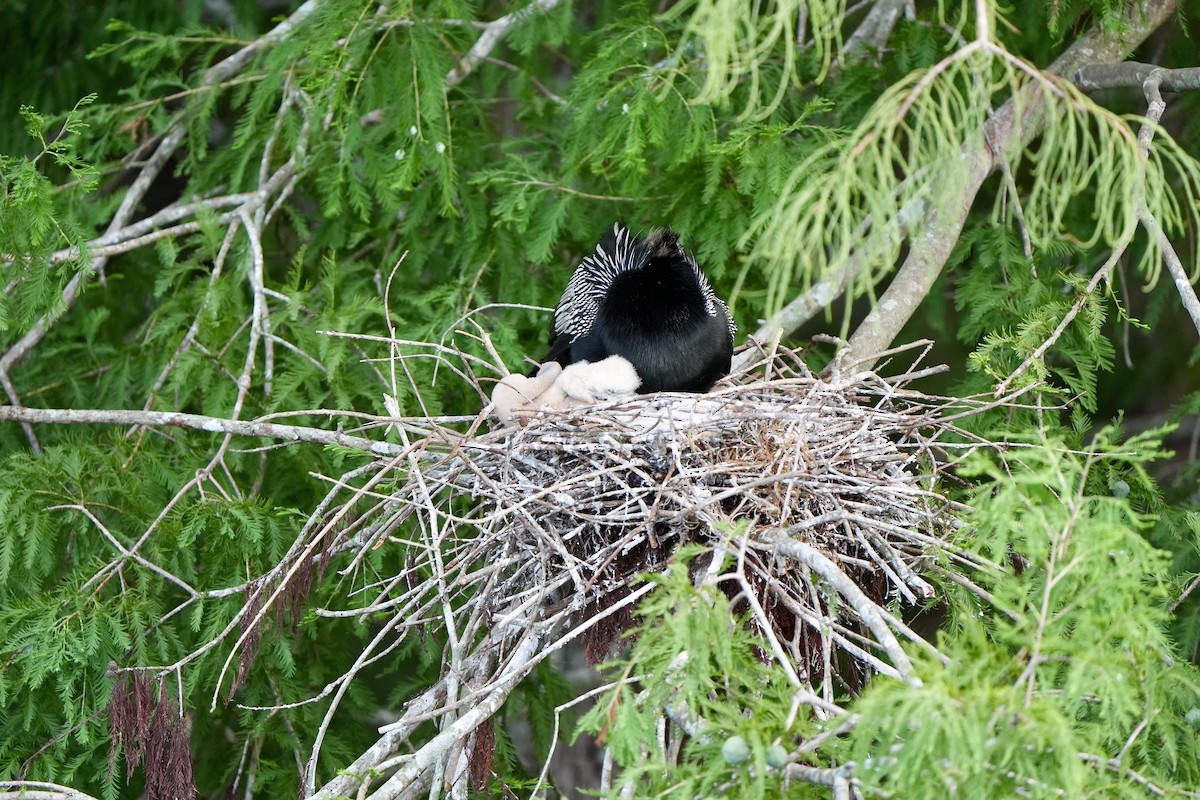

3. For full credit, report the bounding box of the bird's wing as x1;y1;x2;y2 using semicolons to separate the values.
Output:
552;223;640;342
538;329;575;368
676;242;737;345
715;295;737;343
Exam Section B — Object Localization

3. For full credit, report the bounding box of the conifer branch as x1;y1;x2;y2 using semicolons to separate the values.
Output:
49;503;201;597
998;56;1200;393
4;3;1198;796
1077;751;1192;797
138;224;240;413
994;229;1133;396
839;0;1177;372
45;165;296;265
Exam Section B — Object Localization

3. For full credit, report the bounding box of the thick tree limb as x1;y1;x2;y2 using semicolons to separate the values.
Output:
837;0;1177;372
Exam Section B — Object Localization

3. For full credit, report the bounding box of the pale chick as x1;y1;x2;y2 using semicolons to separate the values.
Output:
491;356;641;426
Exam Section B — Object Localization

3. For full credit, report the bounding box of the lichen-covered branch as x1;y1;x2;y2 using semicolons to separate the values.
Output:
1075;61;1200;91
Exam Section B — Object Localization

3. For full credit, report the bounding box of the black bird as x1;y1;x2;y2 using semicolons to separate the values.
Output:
541;224;735;393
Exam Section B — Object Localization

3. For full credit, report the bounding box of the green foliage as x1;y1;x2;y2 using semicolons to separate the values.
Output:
0;96;99;333
950;223;1119;414
850;425;1200;797
1;0;1199;797
578;548;820;798
1043;0;1140;37
749;42;1200;317
510;661;577;763
668;0;845;118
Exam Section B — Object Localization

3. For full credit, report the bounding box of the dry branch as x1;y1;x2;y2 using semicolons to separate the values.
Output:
0;406;420;458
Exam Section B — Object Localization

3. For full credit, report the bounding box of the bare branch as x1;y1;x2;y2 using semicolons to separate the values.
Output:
1075;62;1200;92
766;534;919;684
0;405;421;458
0;784;102;800
1133;69;1200;337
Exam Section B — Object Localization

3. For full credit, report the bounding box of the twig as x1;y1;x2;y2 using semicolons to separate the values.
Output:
994;227;1134;395
1076;751;1193;797
767;535;919;684
1133;69;1200;337
48;504;199;597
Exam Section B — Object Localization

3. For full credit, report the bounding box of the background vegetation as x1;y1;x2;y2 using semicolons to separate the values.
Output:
2;0;1200;798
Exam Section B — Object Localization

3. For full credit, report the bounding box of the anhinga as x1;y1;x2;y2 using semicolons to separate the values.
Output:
541;224;735;393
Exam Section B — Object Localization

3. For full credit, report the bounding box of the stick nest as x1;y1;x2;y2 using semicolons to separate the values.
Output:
367;344;971;691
